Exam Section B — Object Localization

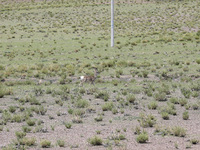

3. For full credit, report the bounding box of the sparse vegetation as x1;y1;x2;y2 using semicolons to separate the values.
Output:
64;122;72;129
19;137;36;146
136;131;149;143
94;115;103;122
40;140;51;148
148;101;158;110
190;138;199;145
0;86;6;98
102;102;114;111
183;111;189;120
138;113;156;128
0;0;199;149
161;112;170;120
88;136;103;146
15;131;26;139
126;94;136;104
26;119;36;126
57;139;65;147
171;126;186;137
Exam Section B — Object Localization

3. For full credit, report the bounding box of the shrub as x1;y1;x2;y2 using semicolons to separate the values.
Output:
57;140;65;147
136;132;149;143
94;116;103;122
22;126;31;133
183;111;189;120
34;106;47;115
115;69;123;78
64;122;72;129
138;113;156;128
2;111;12;122
121;89;128;95
148;101;158;110
55;99;63;106
0;65;5;70
179;98;188;106
37;120;43;125
66;64;75;76
112;108;118;114
88;136;103;146
181;88;191;98
79;88;85;94
191;81;200;91
190;138;199;144
186;143;192;149
15;131;26;139
12;114;23;123
185;104;191;110
170;97;179;104
171;126;186;137
154;125;170;137
159;105;177;116
72;116;83;124
112;134;126;140
192;104;199;110
161;112;169;120
126;94;136;103
96;130;101;134
40;140;51;148
0;87;6;98
0;125;3;131
0;120;5;126
142;71;148;78
75;99;89;108
134;126;141;135
95;91;109;101
19;137;36;146
192;91;199;98
34;87;43;96
154;92;167;101
8;106;17;113
60;85;70;93
73;109;85;117
19;106;25;112
111;79;119;86
46;88;52;94
196;59;200;64
59;79;66;85
68;108;73;114
144;89;153;97
102;102;114;111
49;115;54;120
26;119;36;126
116;60;127;67
26;95;41;105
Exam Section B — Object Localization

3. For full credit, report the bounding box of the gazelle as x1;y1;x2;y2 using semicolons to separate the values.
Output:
79;68;99;86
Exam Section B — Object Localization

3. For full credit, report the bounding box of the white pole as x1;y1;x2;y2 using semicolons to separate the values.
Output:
111;0;114;47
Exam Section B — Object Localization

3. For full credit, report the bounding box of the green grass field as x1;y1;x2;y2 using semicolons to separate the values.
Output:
0;0;200;149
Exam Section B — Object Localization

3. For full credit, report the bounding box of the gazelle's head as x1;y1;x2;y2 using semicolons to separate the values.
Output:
80;76;85;80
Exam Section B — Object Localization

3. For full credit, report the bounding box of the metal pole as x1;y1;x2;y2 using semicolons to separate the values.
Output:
111;0;114;47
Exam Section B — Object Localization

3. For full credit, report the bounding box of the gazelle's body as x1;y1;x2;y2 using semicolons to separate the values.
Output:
79;68;99;86
38;79;42;85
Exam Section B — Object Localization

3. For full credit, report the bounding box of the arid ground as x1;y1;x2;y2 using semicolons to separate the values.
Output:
0;0;200;149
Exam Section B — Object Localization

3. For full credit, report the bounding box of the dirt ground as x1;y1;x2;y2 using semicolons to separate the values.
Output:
0;75;200;149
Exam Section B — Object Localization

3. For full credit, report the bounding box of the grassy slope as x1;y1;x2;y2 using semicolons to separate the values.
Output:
0;0;200;149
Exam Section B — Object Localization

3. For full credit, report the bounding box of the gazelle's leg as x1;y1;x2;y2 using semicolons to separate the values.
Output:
79;77;86;87
91;79;95;86
79;80;84;87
